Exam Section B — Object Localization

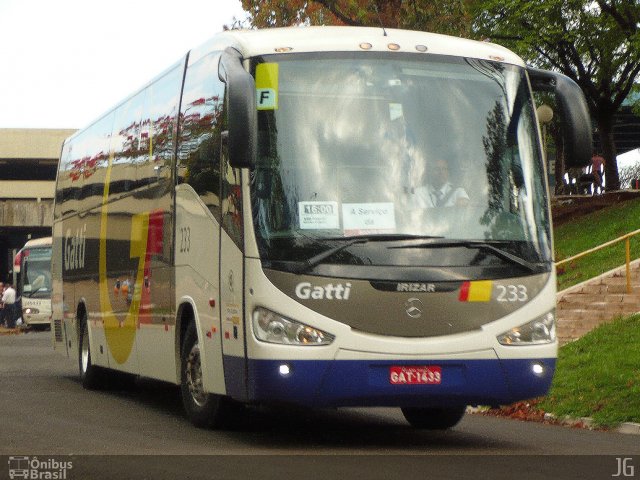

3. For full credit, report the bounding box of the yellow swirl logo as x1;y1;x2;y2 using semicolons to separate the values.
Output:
99;153;163;364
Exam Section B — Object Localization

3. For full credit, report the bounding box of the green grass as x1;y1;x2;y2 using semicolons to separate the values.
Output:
539;314;640;427
531;198;640;427
554;198;640;291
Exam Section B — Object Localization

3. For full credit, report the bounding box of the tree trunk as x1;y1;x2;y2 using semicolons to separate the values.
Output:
597;115;620;191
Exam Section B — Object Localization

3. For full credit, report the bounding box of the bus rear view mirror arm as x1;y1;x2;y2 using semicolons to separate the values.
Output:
527;67;592;168
219;47;257;169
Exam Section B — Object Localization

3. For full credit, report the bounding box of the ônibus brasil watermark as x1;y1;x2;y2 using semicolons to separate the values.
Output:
7;456;72;480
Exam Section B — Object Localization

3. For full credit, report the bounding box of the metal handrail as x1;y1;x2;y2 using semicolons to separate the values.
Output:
555;228;640;294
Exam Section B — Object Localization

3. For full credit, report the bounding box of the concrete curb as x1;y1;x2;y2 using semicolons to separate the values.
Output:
469;407;640;435
616;422;640;435
545;413;640;435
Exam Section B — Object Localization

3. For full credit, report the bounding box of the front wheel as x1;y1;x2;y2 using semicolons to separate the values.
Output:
180;322;238;429
401;406;466;429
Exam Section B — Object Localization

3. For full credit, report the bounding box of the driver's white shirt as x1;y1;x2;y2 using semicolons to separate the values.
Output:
414;182;469;208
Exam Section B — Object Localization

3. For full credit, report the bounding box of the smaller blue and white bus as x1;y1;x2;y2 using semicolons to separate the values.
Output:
15;237;52;328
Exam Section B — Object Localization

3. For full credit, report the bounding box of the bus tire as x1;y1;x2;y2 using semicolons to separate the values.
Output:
78;315;104;389
401;406;466;430
180;322;234;429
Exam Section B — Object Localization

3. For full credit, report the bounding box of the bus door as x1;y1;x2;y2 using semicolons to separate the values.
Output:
219;155;248;400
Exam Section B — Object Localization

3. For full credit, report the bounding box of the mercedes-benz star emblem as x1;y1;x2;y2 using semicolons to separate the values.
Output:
404;297;423;318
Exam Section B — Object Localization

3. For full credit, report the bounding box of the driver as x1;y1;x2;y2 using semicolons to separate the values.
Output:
414;158;469;208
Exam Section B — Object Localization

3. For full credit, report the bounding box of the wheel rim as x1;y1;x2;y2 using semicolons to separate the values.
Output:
81;327;90;374
186;341;207;406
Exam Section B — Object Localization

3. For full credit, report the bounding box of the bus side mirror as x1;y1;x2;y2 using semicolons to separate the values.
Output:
527;67;592;168
219;47;257;169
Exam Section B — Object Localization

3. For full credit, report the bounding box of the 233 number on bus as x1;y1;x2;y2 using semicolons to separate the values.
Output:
496;284;528;302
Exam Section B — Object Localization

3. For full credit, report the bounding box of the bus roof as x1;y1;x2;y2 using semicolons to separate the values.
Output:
14;237;52;273
21;237;52;249
61;26;525;146
189;26;524;67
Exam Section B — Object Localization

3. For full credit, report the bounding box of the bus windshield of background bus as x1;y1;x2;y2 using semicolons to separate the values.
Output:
251;52;551;273
20;248;52;298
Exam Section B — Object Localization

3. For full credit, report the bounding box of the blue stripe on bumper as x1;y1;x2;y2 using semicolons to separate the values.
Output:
240;357;555;407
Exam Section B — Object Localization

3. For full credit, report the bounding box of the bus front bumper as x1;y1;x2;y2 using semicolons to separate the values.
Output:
242;357;555;408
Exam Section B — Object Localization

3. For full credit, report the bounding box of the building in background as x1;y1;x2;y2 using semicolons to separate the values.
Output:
0;128;76;282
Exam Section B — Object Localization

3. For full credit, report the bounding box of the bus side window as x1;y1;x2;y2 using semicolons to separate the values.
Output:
177;52;224;222
112;91;145;195
60;113;113;215
144;64;182;193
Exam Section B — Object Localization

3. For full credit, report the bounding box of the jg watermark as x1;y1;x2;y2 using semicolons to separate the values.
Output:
613;457;636;478
7;456;72;479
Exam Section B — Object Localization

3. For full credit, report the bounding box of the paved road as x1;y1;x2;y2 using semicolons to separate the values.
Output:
1;331;638;479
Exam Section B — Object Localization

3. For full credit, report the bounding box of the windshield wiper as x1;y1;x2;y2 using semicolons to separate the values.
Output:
469;242;539;273
322;234;444;243
391;239;539;273
25;288;45;298
291;234;444;274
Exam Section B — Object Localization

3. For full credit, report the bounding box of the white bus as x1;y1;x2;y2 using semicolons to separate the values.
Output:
15;237;52;328
52;26;591;429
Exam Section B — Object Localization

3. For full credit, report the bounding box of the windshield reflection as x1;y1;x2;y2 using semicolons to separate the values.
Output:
250;52;550;273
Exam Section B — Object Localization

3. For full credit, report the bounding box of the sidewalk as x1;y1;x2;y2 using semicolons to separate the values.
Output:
0;325;26;335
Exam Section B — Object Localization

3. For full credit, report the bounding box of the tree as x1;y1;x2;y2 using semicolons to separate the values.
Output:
473;0;640;191
238;0;473;36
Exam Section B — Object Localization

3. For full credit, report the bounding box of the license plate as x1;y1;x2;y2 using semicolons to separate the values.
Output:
389;366;442;385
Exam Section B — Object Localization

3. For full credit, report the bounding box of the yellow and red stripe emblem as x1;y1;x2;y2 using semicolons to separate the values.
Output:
458;280;493;302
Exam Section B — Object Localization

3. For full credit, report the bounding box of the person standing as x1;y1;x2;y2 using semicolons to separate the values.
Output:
2;283;17;329
591;152;605;192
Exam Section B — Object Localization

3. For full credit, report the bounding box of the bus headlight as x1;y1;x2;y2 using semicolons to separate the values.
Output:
252;308;335;346
24;308;39;315
497;311;556;345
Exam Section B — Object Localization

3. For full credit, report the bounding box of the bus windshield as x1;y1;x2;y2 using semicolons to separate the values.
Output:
250;52;551;277
20;247;52;299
